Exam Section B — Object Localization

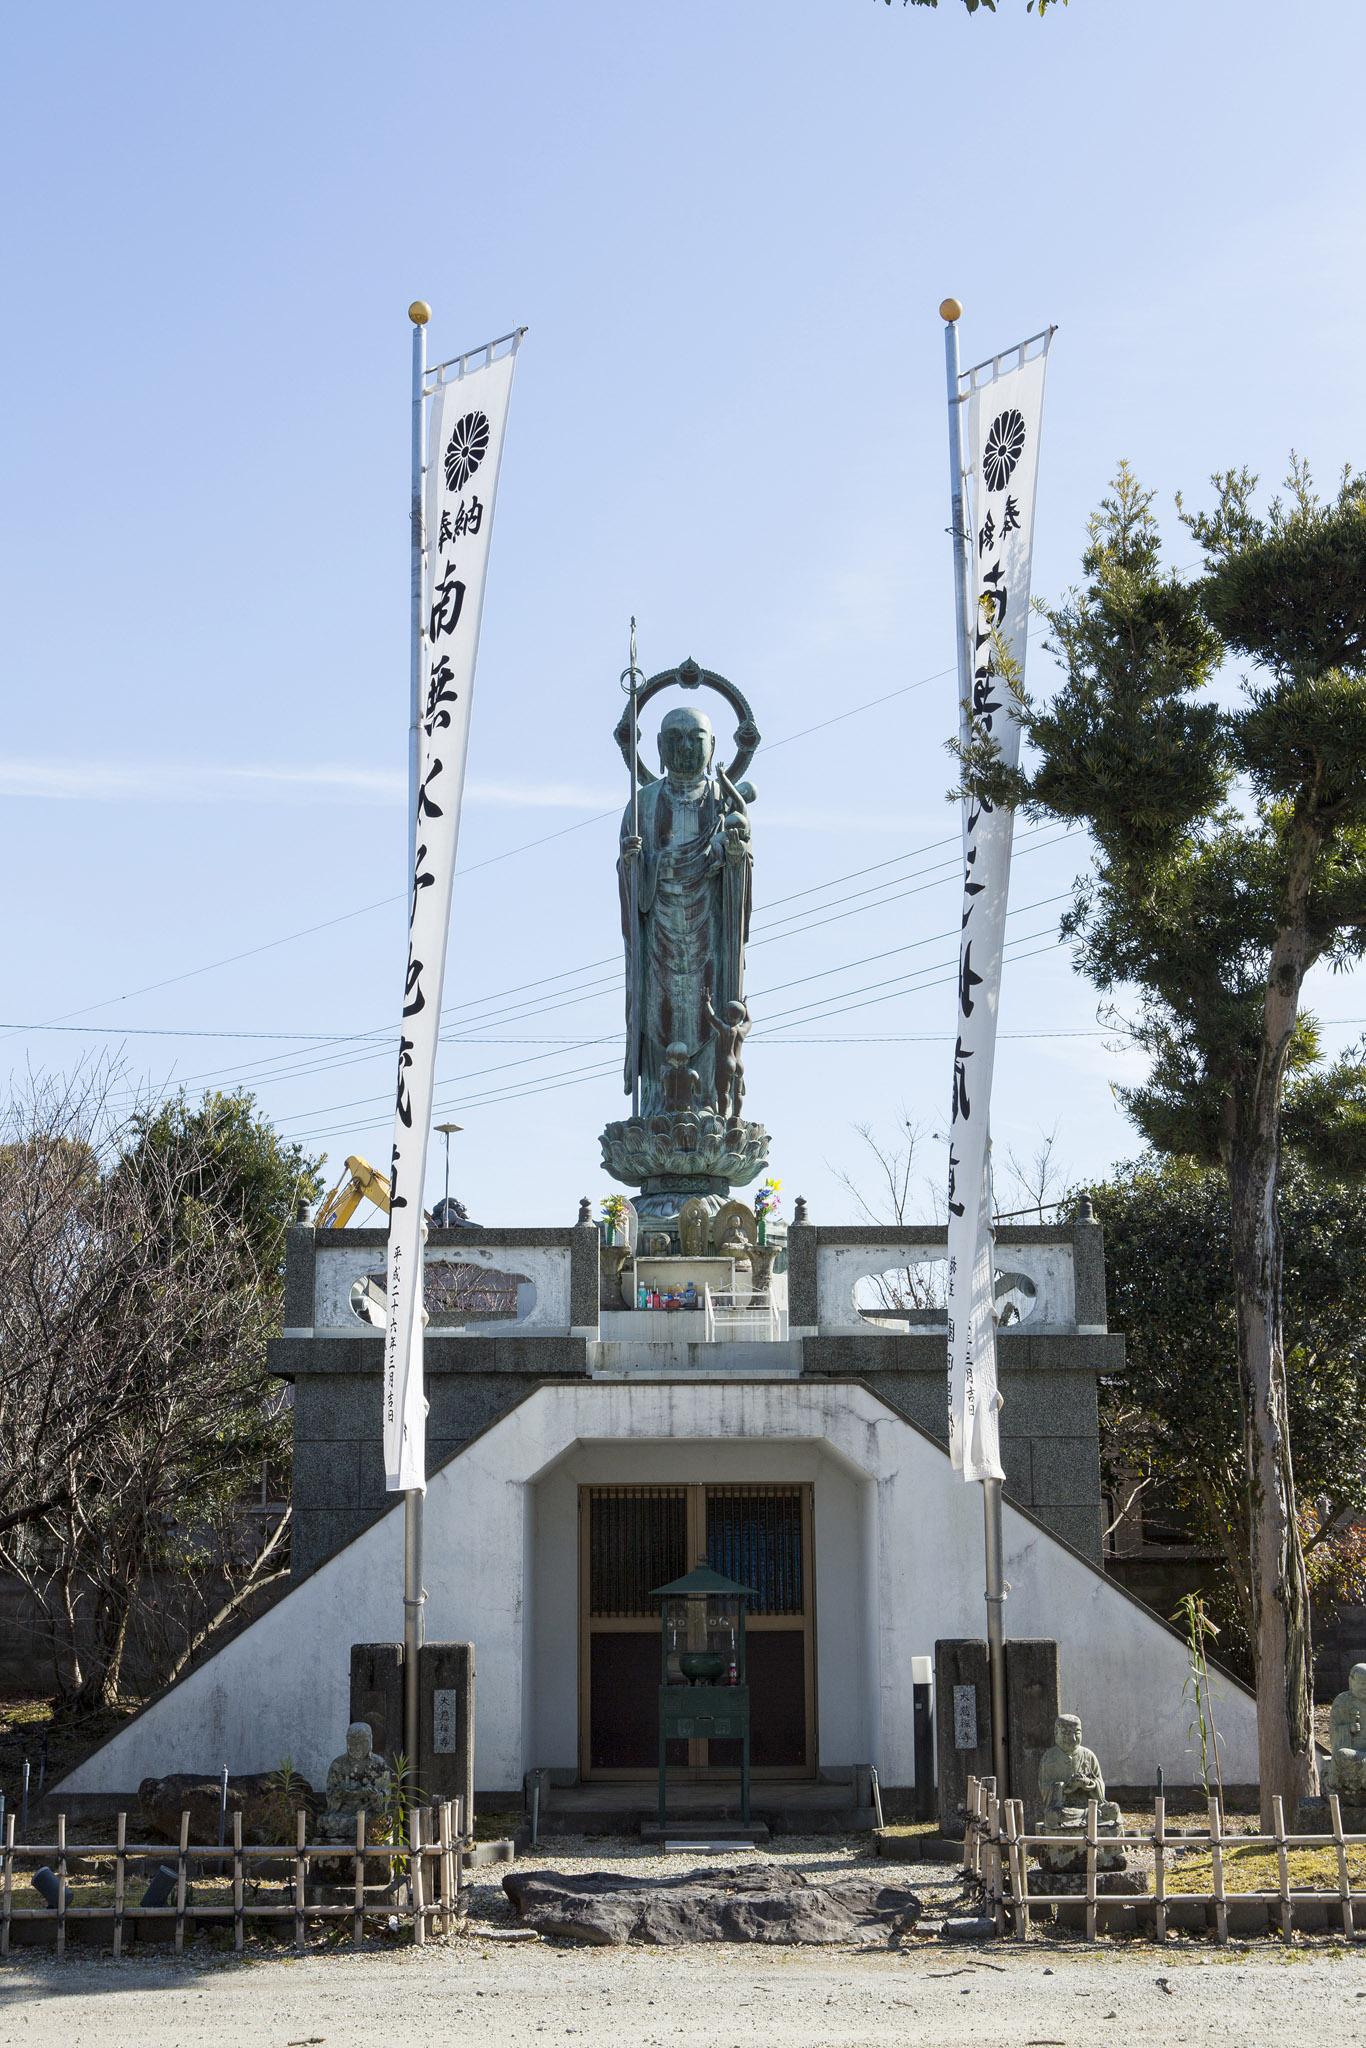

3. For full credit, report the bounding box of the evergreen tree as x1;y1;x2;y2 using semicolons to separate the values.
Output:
1086;1154;1366;1667
978;461;1366;1815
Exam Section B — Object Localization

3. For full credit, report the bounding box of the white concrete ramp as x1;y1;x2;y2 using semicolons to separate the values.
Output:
55;1379;1257;1800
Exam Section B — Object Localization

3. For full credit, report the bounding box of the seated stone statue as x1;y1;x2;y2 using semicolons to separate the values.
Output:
318;1722;393;1842
1041;1714;1109;1817
1036;1713;1125;1873
1324;1663;1366;1803
717;1217;753;1268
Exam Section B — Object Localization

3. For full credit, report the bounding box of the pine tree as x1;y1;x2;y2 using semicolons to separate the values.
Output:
984;460;1366;1817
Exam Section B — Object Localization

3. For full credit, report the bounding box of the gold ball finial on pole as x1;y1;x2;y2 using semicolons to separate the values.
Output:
408;300;432;326
939;297;963;323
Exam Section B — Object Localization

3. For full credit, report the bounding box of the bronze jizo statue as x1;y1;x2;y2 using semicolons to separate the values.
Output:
620;703;752;1116
601;658;770;1234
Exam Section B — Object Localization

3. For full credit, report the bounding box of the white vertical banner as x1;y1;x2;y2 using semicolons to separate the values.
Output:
946;333;1052;1482
384;337;522;1491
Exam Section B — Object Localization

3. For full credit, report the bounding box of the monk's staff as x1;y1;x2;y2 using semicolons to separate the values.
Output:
622;618;643;1119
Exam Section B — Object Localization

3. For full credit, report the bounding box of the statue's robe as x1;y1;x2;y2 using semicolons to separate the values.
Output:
1039;1743;1105;1817
619;773;751;1117
1326;1686;1366;1794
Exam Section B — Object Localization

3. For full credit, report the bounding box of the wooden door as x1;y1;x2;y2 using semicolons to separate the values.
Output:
579;1482;816;1779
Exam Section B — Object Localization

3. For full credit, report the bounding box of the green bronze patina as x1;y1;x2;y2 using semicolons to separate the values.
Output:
654;1562;756;1828
601;659;771;1234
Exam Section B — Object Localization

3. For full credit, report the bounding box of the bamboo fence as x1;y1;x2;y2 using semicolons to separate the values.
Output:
0;1798;464;1956
962;1775;1366;1943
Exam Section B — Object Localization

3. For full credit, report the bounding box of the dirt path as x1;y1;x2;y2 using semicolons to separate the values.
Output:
3;1837;1364;2045
4;1941;1366;2048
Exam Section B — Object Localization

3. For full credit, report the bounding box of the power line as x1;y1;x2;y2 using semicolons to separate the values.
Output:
4;806;621;1043
296;926;1069;1145
11;649;981;1044
757;929;1064;1034
91;819;1075;1106
265;894;1073;1134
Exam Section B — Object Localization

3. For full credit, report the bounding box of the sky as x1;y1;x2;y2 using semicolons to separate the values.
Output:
2;0;1363;1226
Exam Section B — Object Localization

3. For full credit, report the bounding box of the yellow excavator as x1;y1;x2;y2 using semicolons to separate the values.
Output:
316;1153;466;1231
315;1155;397;1230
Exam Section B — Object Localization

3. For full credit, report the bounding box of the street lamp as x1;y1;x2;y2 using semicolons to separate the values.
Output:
434;1122;463;1225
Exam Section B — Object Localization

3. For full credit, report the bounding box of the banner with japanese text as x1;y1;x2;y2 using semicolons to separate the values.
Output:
383;338;522;1491
946;333;1051;1483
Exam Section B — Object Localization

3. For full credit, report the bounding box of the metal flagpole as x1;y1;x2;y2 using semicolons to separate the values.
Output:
941;297;1009;1796
622;618;642;1120
941;299;976;788
404;298;432;1772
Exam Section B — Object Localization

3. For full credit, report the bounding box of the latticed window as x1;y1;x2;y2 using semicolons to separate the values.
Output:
706;1486;803;1615
588;1487;687;1617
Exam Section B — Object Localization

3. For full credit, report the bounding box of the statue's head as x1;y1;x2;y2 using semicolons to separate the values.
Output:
726;1001;748;1026
1350;1663;1366;1700
659;706;715;785
666;1042;689;1067
346;1721;373;1761
1055;1714;1082;1751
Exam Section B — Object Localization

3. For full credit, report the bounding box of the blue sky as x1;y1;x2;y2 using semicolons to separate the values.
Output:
2;0;1362;1223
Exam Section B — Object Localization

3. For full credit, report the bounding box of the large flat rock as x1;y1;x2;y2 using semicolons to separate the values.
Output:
502;1865;922;1946
138;1771;316;1846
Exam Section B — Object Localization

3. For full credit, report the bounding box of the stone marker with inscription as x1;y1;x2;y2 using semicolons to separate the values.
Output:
418;1641;475;1835
935;1639;993;1838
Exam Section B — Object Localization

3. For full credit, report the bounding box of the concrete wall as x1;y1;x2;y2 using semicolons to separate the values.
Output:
55;1379;1257;1803
286;1221;601;1341
815;1237;1077;1335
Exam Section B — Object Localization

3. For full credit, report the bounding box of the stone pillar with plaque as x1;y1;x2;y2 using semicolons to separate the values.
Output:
418;1640;475;1838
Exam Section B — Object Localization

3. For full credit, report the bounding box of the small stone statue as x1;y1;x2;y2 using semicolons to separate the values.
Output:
318;1722;392;1843
677;1197;712;1259
716;1204;757;1286
717;1215;753;1270
701;989;751;1121
1324;1663;1366;1802
1040;1714;1108;1818
1035;1713;1126;1875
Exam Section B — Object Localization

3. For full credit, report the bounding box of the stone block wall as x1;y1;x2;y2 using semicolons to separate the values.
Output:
276;1214;1120;1577
792;1217;1123;1563
273;1221;597;1579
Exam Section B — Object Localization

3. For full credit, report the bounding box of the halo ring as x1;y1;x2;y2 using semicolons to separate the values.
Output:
612;658;760;790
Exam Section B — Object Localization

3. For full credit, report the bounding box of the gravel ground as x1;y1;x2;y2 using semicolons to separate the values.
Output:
2;1835;1365;2047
